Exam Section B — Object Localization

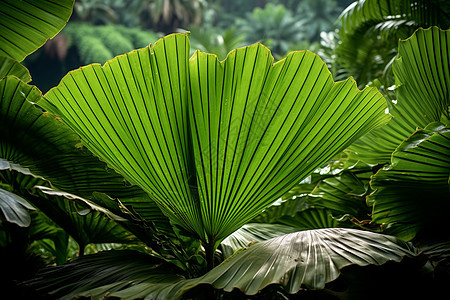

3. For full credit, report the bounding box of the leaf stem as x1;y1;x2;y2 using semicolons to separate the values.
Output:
204;240;216;271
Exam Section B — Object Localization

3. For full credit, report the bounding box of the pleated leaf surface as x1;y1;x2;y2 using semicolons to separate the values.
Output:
348;26;450;164
0;75;173;238
220;223;297;258
195;228;415;295
368;123;450;240
41;33;389;243
0;0;74;61
0;56;31;82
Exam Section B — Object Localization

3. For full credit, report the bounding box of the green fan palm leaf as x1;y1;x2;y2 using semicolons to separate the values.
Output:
40;33;389;247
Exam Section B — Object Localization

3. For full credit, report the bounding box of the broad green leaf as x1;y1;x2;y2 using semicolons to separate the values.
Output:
368;123;450;241
189;46;389;244
0;0;74;62
28;228;416;300
0;57;31;82
220;223;297;258
0;186;35;227
193;228;416;296
40;33;389;245
347;26;450;164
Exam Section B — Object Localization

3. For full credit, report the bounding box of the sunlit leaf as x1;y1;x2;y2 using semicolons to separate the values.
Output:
40;33;389;245
0;186;35;227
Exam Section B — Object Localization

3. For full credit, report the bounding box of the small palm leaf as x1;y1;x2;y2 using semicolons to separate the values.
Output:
0;187;35;227
308;170;371;218
0;57;31;82
335;1;449;87
251;196;339;230
0;75;172;231
27;250;185;300
369;123;450;241
29;187;135;250
340;0;450;35
0;0;74;61
348;26;450;164
28;211;69;265
40;33;389;245
0;161;136;254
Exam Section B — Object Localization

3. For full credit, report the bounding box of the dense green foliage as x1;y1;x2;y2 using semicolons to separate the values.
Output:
1;0;449;299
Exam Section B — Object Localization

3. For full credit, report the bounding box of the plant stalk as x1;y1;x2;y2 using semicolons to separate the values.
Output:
204;240;216;271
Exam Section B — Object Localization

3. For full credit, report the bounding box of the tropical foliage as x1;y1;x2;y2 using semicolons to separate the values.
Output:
331;0;450;85
1;0;449;299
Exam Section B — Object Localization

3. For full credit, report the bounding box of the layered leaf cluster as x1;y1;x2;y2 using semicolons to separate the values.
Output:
30;228;416;300
348;26;450;164
3;2;439;297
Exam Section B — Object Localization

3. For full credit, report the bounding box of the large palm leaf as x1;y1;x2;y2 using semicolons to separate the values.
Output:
0;157;139;257
308;169;372;219
28;228;416;299
28;249;185;300
40;33;389;246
